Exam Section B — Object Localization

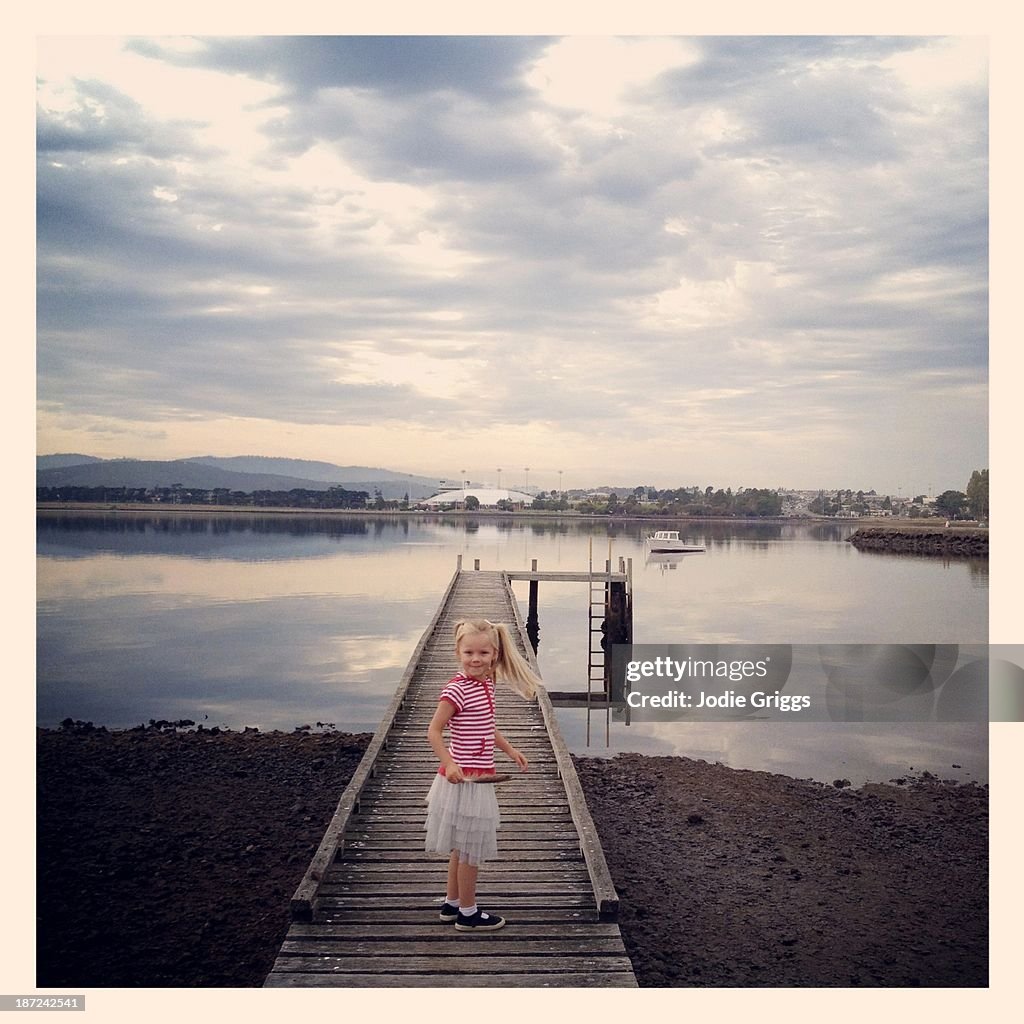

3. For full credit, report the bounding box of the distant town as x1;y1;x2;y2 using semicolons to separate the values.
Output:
38;474;989;522
35;455;989;521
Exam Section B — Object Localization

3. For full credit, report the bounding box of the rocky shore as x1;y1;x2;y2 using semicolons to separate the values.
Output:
575;754;987;987
848;525;988;557
36;725;987;988
36;724;372;988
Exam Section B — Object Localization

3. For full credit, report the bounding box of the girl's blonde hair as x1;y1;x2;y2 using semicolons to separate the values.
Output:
454;619;540;700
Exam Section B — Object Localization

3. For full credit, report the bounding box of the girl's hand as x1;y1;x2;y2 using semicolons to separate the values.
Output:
446;761;465;784
511;748;529;772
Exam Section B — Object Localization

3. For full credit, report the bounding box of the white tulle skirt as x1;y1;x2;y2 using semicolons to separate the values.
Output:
424;774;501;866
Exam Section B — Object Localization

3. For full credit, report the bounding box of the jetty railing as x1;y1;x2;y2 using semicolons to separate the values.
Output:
504;572;619;920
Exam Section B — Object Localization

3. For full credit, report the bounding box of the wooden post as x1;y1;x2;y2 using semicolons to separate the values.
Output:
528;558;540;652
457;554;463;571
474;558;480;570
623;557;633;705
605;579;631;694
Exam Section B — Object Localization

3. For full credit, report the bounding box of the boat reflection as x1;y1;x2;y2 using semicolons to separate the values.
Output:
645;550;705;573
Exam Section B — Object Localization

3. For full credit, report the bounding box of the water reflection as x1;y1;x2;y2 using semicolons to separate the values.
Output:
37;511;988;783
559;715;988;788
847;544;990;579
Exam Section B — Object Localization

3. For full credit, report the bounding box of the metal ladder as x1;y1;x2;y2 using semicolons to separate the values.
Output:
586;537;612;746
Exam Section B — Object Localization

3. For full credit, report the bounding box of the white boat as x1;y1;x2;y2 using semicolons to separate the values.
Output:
644;530;705;553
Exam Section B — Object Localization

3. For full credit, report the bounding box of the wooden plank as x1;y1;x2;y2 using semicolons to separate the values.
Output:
365;773;561;782
355;793;571;805
270;954;636;974
325;870;589;885
313;907;606;925
326;862;582;876
544;694;619;707
356;801;569;813
506;571;627;583
342;839;582;850
286;922;624;939
265;972;638;987
279;938;627;956
346;820;576;833
342;849;583;861
371;763;559;772
345;830;583;840
317;883;592;897
355;813;574;825
319;877;592;892
358;784;567;797
314;895;596;911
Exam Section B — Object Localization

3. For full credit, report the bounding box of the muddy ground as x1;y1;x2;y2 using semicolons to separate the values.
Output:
36;726;986;987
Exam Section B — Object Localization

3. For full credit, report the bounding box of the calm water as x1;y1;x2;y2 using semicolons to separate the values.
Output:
36;511;989;785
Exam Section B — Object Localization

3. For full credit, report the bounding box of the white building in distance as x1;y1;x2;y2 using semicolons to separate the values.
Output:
419;487;534;509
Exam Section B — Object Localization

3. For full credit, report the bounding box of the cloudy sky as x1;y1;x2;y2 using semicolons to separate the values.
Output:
36;34;988;495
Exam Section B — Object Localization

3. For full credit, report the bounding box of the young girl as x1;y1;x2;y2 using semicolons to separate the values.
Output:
424;618;541;931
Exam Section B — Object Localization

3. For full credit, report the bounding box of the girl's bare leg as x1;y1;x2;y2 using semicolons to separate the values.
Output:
446;851;460;902
456;859;479;908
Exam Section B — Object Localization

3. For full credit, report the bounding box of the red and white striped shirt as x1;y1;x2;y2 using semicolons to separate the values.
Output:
438;672;496;775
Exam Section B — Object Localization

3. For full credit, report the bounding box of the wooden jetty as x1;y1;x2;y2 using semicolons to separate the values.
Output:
264;566;637;987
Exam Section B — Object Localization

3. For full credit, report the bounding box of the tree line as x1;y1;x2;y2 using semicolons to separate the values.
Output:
36;485;371;509
806;469;988;521
36;469;989;520
926;469;989;521
532;485;783;517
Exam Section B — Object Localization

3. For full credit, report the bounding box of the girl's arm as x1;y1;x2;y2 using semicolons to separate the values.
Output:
495;728;528;772
427;700;465;783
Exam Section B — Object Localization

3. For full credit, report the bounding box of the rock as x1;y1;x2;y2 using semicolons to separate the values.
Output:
848;526;987;558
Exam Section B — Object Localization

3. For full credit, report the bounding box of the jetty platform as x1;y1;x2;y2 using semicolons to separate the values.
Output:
264;566;636;987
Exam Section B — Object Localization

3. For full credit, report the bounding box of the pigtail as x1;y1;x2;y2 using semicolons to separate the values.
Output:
491;622;540;701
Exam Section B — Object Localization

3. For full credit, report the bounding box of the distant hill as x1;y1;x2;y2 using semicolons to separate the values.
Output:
36;456;438;499
187;455;434;487
37;460;342;493
37;454;104;471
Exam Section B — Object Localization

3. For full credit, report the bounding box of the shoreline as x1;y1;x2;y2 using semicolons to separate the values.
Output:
34;501;807;522
35;502;989;530
36;724;987;988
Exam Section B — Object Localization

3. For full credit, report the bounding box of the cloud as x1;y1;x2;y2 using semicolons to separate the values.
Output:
35;35;988;491
127;35;549;101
